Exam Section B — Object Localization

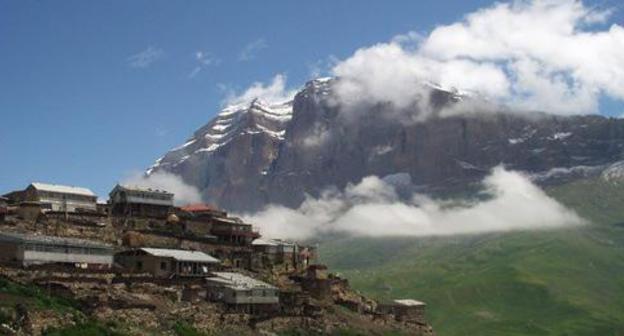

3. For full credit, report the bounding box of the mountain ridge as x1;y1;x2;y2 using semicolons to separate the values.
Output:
148;77;624;212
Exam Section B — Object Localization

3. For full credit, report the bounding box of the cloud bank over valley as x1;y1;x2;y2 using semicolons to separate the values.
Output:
243;167;585;240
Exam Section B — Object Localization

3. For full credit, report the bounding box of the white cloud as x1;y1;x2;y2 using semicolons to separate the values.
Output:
123;171;202;206
243;167;584;240
222;74;296;106
331;0;624;115
189;51;221;78
127;46;164;68
238;38;268;61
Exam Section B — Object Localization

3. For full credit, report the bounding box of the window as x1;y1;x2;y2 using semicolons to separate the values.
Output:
136;261;143;270
160;261;167;271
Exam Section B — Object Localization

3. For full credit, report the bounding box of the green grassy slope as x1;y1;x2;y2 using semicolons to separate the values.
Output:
319;177;624;336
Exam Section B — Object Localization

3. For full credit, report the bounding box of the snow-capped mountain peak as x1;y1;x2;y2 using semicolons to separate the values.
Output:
147;95;295;175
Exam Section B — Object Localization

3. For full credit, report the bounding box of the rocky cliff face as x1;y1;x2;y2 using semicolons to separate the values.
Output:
149;78;624;212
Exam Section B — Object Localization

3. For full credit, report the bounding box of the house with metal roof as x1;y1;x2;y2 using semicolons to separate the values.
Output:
252;238;298;268
206;272;279;313
0;231;113;268
109;184;174;218
115;247;219;278
4;182;97;213
377;299;427;324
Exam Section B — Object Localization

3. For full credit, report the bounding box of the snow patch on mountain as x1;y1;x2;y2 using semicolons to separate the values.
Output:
531;164;606;183
508;127;537;145
601;161;624;184
147;97;295;174
549;132;572;141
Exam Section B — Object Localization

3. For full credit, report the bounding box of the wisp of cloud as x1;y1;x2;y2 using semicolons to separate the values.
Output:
331;0;624;115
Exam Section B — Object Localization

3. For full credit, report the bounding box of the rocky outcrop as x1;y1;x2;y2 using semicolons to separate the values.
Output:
150;78;624;212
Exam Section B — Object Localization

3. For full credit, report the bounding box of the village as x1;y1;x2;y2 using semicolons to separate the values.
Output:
0;182;433;335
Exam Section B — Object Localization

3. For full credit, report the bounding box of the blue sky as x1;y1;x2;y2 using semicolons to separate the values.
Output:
1;0;622;198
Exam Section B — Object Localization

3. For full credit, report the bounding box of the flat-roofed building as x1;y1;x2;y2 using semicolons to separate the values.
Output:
0;232;113;268
206;272;279;313
115;247;219;278
377;299;427;324
4;183;97;213
109;184;174;218
252;238;297;268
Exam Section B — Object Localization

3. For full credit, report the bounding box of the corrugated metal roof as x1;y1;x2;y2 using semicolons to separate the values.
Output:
208;272;276;290
214;216;244;224
251;238;295;247
32;183;96;197
180;203;221;212
251;239;278;246
117;184;173;195
0;232;113;249
394;299;426;306
140;248;219;263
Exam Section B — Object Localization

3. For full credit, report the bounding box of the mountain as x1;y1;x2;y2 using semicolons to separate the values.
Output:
147;97;293;210
148;77;624;212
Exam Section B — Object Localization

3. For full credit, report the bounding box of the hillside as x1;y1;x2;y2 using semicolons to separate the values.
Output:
318;177;624;336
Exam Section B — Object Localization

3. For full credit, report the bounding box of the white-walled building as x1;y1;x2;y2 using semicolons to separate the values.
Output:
109;184;174;217
206;272;279;305
0;232;113;267
6;183;98;213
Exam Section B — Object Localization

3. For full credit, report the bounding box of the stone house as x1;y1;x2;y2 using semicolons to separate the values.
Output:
206;272;279;314
252;238;298;269
4;183;97;213
109;184;174;218
115;247;220;278
377;299;427;324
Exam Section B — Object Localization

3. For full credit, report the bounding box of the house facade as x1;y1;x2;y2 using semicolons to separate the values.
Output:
377;299;427;324
109;184;174;218
206;272;279;313
0;232;114;267
210;217;260;245
115;247;220;277
252;238;297;268
4;183;97;213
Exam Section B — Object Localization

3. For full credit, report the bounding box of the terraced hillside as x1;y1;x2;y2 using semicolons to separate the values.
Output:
319;177;624;336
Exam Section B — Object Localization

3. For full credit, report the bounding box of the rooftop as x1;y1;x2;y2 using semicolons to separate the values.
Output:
139;247;219;263
31;182;96;197
114;184;174;195
180;203;221;213
0;231;113;249
394;299;426;307
213;216;245;224
207;272;277;291
252;238;295;247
